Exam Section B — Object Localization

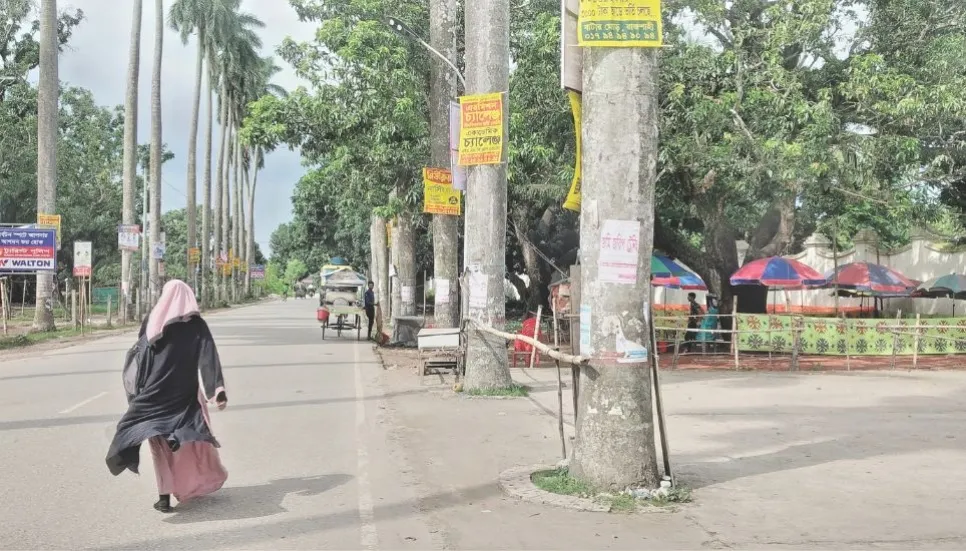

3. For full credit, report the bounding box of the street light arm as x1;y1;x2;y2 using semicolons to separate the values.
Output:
384;17;466;89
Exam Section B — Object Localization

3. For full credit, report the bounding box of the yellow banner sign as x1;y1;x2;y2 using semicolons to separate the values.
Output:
563;91;582;212
578;0;663;48
423;168;462;216
37;213;61;248
188;247;201;264
458;93;504;166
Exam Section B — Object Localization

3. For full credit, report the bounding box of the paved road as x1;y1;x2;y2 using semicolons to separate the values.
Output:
0;300;435;550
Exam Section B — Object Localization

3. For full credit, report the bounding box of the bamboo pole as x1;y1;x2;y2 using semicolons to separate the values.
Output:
1;278;8;336
472;321;589;365
732;296;740;370
913;313;921;369
529;305;543;368
791;315;801;371
21;280;26;316
890;309;902;371
842;314;851;371
551;299;566;460
671;329;682;370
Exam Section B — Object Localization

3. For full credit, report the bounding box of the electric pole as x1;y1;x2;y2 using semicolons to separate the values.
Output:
569;45;661;489
462;0;512;390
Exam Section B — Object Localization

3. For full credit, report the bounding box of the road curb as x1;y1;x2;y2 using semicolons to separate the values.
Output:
498;464;610;513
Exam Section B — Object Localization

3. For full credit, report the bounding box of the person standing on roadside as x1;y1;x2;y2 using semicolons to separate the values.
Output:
364;281;376;340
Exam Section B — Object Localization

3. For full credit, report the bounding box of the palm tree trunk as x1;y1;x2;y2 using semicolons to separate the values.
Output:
221;118;232;301
231;129;241;302
200;56;213;309
214;86;229;302
32;0;58;331
185;24;205;288
120;0;142;322
245;146;258;296
239;162;247;296
148;0;164;306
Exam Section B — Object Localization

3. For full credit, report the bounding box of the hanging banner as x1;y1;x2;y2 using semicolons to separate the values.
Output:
449;102;467;190
250;264;266;280
117;224;141;251
577;0;663;48
563;91;582;212
37;213;61;250
73;241;93;277
423;168;462;216
458;93;504;166
0;228;57;272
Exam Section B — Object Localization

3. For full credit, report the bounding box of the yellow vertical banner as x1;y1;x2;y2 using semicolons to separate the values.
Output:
37;213;62;249
422;168;462;216
577;0;663;48
457;93;505;166
563;91;582;212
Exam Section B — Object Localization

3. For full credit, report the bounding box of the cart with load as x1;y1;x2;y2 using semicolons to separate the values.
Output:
316;268;367;340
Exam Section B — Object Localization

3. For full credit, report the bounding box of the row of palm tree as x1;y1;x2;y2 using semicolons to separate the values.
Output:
31;0;279;328
120;0;281;312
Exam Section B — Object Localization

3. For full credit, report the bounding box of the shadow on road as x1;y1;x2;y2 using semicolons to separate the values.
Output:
163;474;353;524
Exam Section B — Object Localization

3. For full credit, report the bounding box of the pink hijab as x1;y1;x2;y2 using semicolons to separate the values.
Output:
146;279;200;343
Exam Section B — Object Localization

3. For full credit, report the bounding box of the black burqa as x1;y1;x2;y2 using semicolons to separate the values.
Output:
106;316;225;476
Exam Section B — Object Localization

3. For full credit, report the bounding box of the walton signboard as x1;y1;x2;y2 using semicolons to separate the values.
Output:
0;228;57;273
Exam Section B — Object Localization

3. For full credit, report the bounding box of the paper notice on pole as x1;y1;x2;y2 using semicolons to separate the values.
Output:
401;286;414;304
436;278;451;304
599;219;640;284
469;270;487;311
579;304;592;355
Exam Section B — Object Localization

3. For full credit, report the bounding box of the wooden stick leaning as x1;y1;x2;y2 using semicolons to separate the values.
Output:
471;320;589;365
551;300;566;460
530;305;543;368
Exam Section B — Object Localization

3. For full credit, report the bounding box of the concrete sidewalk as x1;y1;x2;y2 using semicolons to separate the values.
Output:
375;349;966;549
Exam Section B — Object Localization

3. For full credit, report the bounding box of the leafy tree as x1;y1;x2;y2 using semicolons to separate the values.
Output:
283;258;308;285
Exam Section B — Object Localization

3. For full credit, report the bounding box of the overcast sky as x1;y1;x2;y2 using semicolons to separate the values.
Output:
57;0;317;255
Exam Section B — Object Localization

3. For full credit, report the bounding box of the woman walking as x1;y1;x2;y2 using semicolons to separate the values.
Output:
106;279;228;513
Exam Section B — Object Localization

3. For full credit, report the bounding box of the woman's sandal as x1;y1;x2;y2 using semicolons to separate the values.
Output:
154;495;174;513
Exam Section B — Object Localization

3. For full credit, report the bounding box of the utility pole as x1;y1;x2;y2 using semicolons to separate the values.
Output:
462;0;512;390
569;46;662;488
429;0;460;328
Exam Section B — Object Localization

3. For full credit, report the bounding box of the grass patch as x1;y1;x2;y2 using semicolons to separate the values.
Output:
0;326;101;351
531;467;692;512
463;383;530;397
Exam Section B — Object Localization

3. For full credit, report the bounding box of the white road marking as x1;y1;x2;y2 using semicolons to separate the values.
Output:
59;391;108;414
355;342;379;549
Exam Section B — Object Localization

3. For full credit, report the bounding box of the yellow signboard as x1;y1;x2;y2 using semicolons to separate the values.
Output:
387;221;392;248
457;93;504;166
423;168;462;216
37;213;61;249
188;247;201;264
563;91;582;212
577;0;663;48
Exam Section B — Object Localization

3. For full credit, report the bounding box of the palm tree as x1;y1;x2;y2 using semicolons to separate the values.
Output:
148;0;164;305
121;0;143;322
168;0;209;288
32;0;58;331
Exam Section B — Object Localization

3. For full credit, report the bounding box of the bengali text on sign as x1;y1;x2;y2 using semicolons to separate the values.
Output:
422;168;462;216
578;0;663;48
458;93;504;166
0;228;57;272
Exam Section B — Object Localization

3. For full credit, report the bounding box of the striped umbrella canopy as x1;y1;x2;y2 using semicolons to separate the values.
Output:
826;262;917;295
730;257;827;289
652;272;708;291
651;254;692;278
915;273;966;299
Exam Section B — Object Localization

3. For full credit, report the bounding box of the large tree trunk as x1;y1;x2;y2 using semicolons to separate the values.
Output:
462;0;512;391
429;0;460;328
220;110;232;302
120;0;142;321
148;0;164;306
511;209;543;311
231;133;241;302
32;0;58;331
214;88;229;302
570;47;661;490
372;215;390;327
396;214;417;317
200;59;214;309
239;161;248;296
